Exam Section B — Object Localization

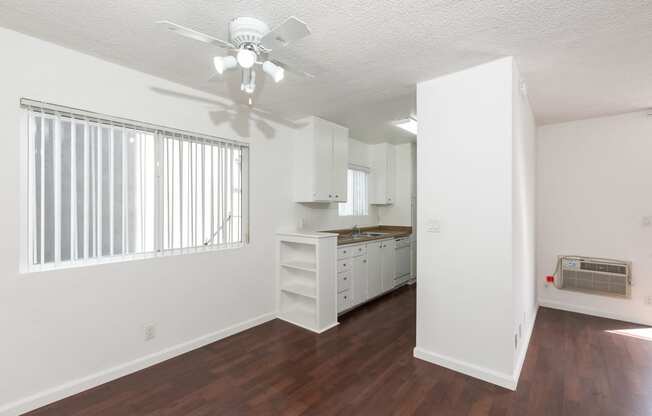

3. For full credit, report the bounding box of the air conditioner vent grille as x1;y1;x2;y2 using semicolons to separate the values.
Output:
557;256;631;298
580;262;627;275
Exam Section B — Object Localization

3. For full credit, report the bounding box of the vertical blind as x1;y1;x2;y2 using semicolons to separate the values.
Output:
338;167;369;216
24;99;249;269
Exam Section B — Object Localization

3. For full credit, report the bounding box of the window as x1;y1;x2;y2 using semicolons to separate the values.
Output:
24;100;249;270
338;167;369;216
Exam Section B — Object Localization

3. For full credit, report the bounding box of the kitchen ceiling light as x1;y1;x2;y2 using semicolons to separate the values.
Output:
236;48;257;69
394;117;417;135
262;60;285;82
213;55;237;74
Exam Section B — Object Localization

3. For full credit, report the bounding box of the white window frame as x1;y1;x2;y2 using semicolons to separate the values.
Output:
338;165;369;217
21;98;250;272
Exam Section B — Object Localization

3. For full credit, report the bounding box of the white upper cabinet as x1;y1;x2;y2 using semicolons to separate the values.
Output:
293;116;349;203
331;123;349;202
369;143;396;205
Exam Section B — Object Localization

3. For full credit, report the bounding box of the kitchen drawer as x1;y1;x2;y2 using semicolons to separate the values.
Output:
351;244;366;257
338;290;352;313
337;258;353;273
337;271;352;293
337;246;353;259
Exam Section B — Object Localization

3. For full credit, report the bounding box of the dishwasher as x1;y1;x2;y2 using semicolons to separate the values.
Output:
394;237;411;286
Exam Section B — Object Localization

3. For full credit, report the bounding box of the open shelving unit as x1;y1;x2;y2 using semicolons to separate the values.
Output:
276;231;338;333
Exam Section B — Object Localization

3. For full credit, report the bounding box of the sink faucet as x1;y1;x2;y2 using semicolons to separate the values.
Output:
352;224;360;237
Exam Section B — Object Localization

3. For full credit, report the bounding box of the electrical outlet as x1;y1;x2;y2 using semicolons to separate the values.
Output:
645;296;652;306
144;324;156;341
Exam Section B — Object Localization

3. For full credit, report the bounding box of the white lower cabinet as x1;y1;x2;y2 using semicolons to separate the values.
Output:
366;241;382;299
380;239;396;293
337;270;352;292
352;254;368;306
337;243;365;313
337;238;399;314
338;290;352;312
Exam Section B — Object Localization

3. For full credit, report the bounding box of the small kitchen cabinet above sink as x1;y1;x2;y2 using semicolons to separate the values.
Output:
292;116;349;203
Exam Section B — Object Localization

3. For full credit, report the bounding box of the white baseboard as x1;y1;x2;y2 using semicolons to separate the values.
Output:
276;315;339;334
0;312;276;416
413;347;517;391
512;305;538;388
413;306;539;392
538;298;652;326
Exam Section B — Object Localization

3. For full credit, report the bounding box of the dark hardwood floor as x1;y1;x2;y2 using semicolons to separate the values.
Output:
28;285;652;415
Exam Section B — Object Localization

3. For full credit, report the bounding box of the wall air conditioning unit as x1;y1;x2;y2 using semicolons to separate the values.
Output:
554;256;631;298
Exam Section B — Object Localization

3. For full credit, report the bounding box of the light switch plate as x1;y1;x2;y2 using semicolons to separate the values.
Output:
427;219;441;233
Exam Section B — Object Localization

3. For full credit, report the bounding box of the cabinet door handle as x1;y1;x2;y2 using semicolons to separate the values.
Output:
363;260;367;263
344;277;347;280
329;194;332;198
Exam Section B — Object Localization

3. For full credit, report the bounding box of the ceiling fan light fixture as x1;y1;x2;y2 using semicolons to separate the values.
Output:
262;60;285;82
159;16;312;98
236;48;257;69
213;55;237;74
241;68;256;94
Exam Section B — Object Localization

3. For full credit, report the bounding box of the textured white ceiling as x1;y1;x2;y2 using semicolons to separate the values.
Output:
1;1;651;143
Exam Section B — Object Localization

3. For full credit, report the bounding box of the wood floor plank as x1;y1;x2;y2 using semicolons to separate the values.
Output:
26;285;652;416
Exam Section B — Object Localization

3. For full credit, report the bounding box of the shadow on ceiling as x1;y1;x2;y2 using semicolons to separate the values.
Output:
149;82;307;139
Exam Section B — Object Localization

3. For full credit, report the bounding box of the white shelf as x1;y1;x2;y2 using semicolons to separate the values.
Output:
277;231;337;334
278;306;316;331
281;281;317;299
281;261;317;273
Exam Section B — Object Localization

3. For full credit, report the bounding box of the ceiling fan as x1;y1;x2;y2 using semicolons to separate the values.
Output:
158;16;314;102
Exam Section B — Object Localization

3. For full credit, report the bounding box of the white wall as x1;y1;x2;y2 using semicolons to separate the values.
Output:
415;57;536;390
0;27;301;415
537;111;652;325
379;142;415;226
511;63;537;371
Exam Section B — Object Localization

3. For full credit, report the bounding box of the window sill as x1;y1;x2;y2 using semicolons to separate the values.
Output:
21;243;247;274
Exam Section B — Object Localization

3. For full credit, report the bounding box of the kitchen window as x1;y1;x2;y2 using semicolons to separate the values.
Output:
338;167;369;216
24;99;249;271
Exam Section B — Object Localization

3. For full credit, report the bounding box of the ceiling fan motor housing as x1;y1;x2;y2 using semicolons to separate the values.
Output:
229;17;270;48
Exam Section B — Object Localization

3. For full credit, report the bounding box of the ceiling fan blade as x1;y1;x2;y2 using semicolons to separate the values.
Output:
157;20;235;49
261;16;311;50
270;58;315;79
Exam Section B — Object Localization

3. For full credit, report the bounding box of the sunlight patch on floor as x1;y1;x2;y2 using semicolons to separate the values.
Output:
606;327;652;341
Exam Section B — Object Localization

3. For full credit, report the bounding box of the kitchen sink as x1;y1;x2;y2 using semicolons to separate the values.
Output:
360;232;391;237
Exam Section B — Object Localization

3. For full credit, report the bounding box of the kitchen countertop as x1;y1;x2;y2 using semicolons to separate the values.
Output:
323;225;412;246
